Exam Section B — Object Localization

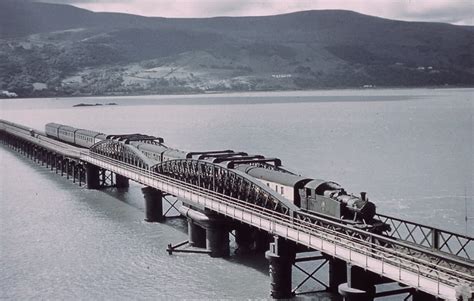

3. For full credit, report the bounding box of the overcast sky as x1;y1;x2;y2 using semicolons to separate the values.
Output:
37;0;474;25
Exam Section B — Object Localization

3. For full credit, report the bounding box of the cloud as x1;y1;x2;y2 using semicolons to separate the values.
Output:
399;1;474;24
35;0;125;3
35;0;474;25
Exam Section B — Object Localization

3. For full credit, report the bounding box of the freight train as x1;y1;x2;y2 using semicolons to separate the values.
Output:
45;122;388;232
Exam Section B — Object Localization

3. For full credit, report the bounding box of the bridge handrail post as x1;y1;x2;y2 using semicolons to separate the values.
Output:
381;253;385;275
432;228;440;251
398;256;402;280
308;230;312;247
349;240;352;262
321;232;323;251
437;269;440;296
416;264;420;288
365;242;369;268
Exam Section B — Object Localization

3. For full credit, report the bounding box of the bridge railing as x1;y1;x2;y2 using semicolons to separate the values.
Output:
81;152;473;292
1;126;82;158
376;213;473;261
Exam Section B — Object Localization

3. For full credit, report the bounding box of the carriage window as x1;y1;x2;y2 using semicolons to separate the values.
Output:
266;183;269;187
306;188;312;197
275;185;278;191
281;187;284;194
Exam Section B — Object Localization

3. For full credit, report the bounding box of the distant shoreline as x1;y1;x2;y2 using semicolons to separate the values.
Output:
2;85;473;100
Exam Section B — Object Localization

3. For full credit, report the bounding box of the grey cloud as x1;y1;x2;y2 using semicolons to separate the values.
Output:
30;0;474;25
175;0;474;25
34;0;125;3
403;5;474;25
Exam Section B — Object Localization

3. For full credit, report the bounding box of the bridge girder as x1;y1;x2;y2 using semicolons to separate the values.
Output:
90;140;156;169
152;159;300;216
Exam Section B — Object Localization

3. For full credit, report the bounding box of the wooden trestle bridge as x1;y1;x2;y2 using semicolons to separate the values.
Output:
1;120;472;301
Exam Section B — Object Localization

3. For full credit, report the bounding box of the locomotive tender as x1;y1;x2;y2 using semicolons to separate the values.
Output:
45;122;386;231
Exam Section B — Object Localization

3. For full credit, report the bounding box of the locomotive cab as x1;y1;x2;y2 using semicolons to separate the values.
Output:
299;180;376;222
300;180;343;219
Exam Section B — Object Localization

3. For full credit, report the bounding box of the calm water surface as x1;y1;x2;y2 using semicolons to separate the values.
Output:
1;88;473;300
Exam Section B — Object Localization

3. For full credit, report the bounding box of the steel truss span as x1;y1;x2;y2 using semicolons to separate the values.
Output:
151;159;299;216
89;140;299;216
90;140;156;169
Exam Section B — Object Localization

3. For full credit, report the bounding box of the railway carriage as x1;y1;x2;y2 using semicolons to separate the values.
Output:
131;142;168;162
57;125;77;144
45;123;62;138
75;129;105;148
235;164;311;205
46;122;105;148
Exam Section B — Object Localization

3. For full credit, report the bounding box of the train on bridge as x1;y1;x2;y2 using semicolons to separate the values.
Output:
2;119;473;301
44;122;388;232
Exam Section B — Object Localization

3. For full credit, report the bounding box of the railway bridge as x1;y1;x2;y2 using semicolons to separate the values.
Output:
1;120;472;301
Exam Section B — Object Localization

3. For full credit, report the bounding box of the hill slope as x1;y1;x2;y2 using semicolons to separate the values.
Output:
1;1;473;97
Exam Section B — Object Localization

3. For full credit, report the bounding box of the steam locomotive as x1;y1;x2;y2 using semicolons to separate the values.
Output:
235;164;378;225
45;122;387;231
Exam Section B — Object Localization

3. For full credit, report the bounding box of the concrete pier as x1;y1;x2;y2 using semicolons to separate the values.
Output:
254;230;271;253
142;187;163;222
235;224;254;254
178;206;229;257
328;257;347;293
188;219;206;248
115;174;129;188
205;214;229;258
265;236;296;299
85;164;100;189
338;264;376;301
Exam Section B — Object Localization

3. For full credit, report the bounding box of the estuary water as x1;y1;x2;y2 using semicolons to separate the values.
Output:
1;88;473;300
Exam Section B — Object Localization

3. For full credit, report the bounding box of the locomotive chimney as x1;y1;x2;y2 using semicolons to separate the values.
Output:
360;192;367;201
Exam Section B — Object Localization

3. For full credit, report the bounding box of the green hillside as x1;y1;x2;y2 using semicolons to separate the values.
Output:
1;1;473;97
